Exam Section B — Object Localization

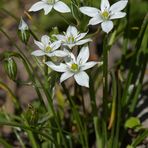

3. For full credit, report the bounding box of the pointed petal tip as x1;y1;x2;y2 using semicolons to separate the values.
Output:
98;61;103;67
54;1;71;13
101;21;113;34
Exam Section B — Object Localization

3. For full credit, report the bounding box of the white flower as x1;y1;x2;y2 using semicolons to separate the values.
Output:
54;25;92;49
80;0;128;33
46;46;102;87
18;18;28;31
31;35;67;57
29;0;71;15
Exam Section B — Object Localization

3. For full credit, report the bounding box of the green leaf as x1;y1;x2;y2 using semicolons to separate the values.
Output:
125;117;141;129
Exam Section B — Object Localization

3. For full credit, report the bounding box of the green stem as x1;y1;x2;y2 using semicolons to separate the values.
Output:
0;122;57;145
89;75;98;116
0;137;13;148
121;13;148;107
131;130;148;147
113;71;122;148
108;72;117;148
4;112;26;148
0;81;20;109
22;117;38;148
57;11;74;25
62;83;88;148
94;117;102;148
0;24;68;148
129;53;148;113
1;8;39;41
103;35;108;115
102;35;108;147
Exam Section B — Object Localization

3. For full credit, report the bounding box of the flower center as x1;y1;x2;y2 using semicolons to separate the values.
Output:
47;0;55;4
67;36;75;44
71;63;79;72
45;46;52;52
101;10;110;20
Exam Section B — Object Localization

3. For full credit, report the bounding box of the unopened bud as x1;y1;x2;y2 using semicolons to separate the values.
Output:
3;58;17;80
18;17;30;44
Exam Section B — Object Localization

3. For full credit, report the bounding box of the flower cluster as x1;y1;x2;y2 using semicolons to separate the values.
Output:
31;25;101;87
80;0;128;33
29;0;128;87
29;0;128;33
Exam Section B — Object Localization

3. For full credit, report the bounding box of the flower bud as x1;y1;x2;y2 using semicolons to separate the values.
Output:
24;104;38;126
3;58;17;80
18;17;30;44
50;27;59;42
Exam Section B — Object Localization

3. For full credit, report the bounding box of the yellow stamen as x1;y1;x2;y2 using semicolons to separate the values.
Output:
45;46;52;52
102;11;109;20
71;63;79;71
67;36;75;43
47;0;55;4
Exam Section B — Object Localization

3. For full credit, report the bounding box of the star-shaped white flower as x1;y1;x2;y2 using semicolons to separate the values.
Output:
46;46;103;87
54;25;92;49
29;0;71;15
80;0;128;33
31;35;67;57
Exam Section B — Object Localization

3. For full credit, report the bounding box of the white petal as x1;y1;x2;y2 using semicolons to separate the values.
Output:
110;0;128;13
43;5;53;15
88;16;103;25
45;53;53;57
110;12;126;19
63;43;75;49
98;61;103;67
54;34;65;41
74;71;89;87
81;61;98;70
76;39;92;46
41;35;50;45
79;7;99;17
46;62;67;72
101;21;113;33
101;0;110;11
34;40;44;50
52;50;68;57
76;32;87;41
42;0;47;2
60;71;74;83
66;26;78;37
31;50;45;56
53;1;70;13
19;18;28;31
29;1;47;12
65;52;76;64
77;46;89;64
50;41;61;51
